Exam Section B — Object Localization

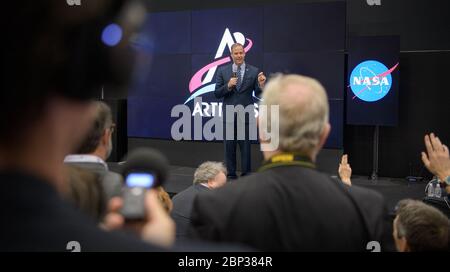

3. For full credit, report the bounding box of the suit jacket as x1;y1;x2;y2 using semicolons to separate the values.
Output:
189;165;388;251
0;172;161;252
65;161;123;200
214;64;262;123
171;184;210;238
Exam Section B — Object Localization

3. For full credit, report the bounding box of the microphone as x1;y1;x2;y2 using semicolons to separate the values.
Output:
120;147;169;188
232;66;238;78
119;148;169;220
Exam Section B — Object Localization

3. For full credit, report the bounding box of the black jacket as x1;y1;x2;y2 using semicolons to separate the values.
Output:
171;183;210;238
189;165;387;251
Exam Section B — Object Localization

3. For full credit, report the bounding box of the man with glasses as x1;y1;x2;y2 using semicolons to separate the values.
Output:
64;101;123;202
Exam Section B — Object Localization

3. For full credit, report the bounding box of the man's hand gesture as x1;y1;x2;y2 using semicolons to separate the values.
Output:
258;72;266;88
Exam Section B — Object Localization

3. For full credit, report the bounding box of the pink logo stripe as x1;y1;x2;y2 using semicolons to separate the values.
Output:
188;38;253;93
189;57;231;93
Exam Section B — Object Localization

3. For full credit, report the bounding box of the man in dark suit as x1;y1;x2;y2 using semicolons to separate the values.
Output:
171;162;227;241
191;74;388;251
214;43;266;179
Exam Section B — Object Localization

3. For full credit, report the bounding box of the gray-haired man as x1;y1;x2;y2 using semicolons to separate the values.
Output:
171;161;227;240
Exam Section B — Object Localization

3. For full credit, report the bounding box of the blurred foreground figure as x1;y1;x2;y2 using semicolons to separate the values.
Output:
0;0;175;251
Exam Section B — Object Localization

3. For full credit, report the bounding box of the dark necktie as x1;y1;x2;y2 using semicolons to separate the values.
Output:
236;65;242;90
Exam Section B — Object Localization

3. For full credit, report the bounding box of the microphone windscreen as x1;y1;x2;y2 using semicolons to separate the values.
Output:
120;147;169;187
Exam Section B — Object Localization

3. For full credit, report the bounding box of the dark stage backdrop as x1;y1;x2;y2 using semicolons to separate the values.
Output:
127;2;345;150
121;0;450;178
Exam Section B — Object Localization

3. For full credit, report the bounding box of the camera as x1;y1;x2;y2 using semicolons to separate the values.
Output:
121;172;156;220
119;148;169;221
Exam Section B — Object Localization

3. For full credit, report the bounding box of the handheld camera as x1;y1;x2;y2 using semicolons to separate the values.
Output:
120;148;169;221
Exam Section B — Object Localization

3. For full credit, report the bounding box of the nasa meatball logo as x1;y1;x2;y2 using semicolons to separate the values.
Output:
349;60;398;102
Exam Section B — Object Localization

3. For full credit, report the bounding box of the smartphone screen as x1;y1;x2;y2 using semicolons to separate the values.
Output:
126;172;155;188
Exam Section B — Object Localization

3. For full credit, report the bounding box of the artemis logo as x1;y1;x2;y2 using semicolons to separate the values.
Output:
366;0;381;6
349;60;398;102
184;28;254;104
66;0;81;6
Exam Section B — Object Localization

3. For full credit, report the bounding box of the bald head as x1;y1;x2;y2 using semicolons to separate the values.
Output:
278;80;317;114
260;74;330;159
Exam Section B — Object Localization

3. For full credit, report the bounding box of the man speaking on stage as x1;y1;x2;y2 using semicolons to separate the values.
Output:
214;43;266;179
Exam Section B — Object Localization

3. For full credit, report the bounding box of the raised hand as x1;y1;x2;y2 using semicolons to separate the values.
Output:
421;133;450;182
338;154;352;186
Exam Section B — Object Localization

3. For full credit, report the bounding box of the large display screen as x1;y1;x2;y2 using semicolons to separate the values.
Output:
128;2;346;148
347;36;400;126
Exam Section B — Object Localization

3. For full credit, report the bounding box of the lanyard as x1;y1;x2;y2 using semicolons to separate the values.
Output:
258;153;315;172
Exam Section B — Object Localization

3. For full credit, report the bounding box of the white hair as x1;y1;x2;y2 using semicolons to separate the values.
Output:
193;161;227;184
260;74;329;156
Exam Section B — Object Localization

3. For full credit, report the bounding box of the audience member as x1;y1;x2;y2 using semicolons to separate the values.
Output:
64;101;122;202
172;162;227;240
1;1;174;251
393;199;449;252
65;165;107;222
157;186;173;214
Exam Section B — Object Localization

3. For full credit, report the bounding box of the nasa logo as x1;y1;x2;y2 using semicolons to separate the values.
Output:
349;60;398;102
